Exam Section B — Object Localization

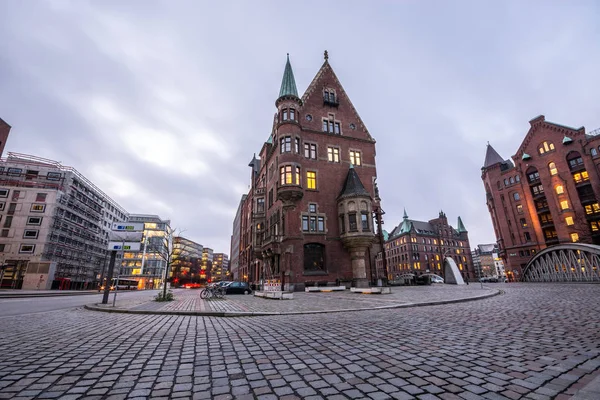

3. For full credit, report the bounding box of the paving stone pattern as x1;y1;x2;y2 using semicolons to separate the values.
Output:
0;284;599;400
127;285;495;314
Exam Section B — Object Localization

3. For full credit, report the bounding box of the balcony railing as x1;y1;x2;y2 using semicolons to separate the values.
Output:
323;96;339;107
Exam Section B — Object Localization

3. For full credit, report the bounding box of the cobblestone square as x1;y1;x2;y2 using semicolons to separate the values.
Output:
0;284;599;399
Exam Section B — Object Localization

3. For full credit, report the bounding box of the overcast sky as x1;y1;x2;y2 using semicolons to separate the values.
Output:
1;0;599;255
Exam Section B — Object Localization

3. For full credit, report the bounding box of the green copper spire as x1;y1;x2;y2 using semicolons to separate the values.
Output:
403;208;408;219
457;216;467;233
278;54;298;99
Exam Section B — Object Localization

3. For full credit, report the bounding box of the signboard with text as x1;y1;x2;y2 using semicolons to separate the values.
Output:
108;242;141;251
112;222;144;232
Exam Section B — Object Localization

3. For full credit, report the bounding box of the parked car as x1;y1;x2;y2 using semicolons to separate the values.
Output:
225;281;252;295
430;275;444;284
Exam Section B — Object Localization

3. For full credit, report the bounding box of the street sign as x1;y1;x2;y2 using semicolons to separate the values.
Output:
112;222;144;232
108;242;141;251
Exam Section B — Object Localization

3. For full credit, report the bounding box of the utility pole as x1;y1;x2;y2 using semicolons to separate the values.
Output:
374;205;389;286
102;251;117;304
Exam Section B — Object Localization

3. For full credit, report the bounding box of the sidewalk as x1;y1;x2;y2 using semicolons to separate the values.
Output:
85;285;501;317
0;289;99;298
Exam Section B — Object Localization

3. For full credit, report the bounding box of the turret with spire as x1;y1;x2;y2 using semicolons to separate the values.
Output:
337;165;375;288
276;54;301;107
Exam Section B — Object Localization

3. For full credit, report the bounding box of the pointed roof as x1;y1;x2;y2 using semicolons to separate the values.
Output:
278;54;298;99
562;135;573;144
338;167;370;200
403;208;408;219
522;153;531;160
300;51;373;141
483;143;504;168
457;216;467;233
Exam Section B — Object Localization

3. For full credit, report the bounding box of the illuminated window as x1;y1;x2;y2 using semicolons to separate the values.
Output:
570;233;579;242
280;165;293;185
520;218;528;228
306;171;316;189
30;204;46;213
349;151;361;166
591;221;599;232
560;200;569;210
295;137;300;153
435;255;440;261
295;167;301;185
327;147;340;162
585;203;600;214
565;216;574;226
516;204;523;214
548;162;558;175
556;185;564;194
538;141;555;155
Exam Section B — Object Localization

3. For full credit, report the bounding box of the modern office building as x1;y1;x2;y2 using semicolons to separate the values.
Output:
229;194;246;281
378;210;474;281
212;253;229;282
0;152;127;289
119;214;171;289
171;236;203;286
482;115;600;279
471;243;501;278
235;52;382;290
201;247;214;282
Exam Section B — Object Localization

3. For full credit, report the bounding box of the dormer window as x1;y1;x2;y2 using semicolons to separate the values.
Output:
323;89;339;106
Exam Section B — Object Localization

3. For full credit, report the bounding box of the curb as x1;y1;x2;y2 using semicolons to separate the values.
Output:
0;292;100;299
84;289;502;317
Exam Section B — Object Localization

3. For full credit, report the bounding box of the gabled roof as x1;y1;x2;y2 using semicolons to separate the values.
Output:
278;54;298;99
300;52;373;141
483;143;504;168
338;166;370;200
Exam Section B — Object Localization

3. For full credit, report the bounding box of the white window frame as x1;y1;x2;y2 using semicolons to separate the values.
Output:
19;244;36;254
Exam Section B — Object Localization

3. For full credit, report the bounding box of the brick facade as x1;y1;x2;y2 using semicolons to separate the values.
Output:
377;211;474;282
482;115;600;281
236;54;382;291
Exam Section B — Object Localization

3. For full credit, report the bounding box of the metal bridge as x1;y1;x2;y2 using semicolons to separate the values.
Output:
522;243;600;282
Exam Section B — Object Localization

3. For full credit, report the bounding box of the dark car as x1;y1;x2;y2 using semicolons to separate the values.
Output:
225;281;252;295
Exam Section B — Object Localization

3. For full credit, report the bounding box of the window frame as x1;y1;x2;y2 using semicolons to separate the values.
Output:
27;216;43;225
306;171;317;190
30;204;46;213
23;229;39;239
19;244;35;254
349;150;362;166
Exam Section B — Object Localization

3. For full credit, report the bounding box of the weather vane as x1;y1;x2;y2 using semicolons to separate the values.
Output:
324;50;329;61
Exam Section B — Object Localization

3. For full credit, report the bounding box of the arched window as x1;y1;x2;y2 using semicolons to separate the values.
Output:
504;178;509;186
556;185;564;194
526;167;540;183
538;141;555;155
591;148;598;157
515;175;520;182
282;109;288;121
289;108;295;121
567;151;584;170
304;243;325;272
513;192;520;201
509;177;515;184
548;162;558;176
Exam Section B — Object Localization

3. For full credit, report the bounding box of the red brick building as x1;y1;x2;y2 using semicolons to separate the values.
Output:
237;52;382;291
377;210;474;281
482;115;600;281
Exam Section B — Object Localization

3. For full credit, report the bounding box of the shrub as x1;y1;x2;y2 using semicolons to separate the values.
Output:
155;290;174;302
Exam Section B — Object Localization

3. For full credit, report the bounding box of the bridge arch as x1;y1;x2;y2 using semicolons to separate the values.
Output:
522;243;600;282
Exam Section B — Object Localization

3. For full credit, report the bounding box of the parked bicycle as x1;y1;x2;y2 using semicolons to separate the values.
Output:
200;284;226;299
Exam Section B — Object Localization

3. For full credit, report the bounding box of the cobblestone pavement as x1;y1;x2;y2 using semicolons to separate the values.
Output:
98;285;497;314
0;284;599;400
